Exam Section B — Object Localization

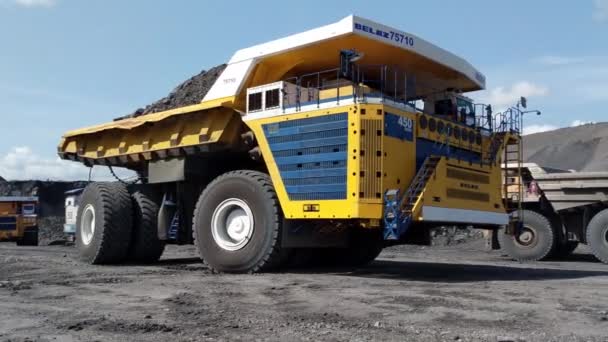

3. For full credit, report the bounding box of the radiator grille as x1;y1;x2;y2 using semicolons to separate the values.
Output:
0;216;17;231
359;119;383;199
263;113;348;201
446;167;490;184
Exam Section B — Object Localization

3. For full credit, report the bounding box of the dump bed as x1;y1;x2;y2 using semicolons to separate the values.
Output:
533;171;608;211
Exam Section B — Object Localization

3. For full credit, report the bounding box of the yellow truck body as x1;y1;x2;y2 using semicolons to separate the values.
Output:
0;197;39;245
56;16;523;272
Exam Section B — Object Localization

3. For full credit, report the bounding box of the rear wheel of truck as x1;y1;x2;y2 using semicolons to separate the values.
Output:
16;228;38;246
193;170;286;273
127;190;165;263
76;182;133;264
586;209;608;264
498;209;555;262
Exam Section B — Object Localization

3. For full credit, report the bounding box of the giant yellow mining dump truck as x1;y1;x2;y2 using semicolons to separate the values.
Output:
0;196;39;246
58;16;524;272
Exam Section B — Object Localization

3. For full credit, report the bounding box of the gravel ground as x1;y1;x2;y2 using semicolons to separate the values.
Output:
1;241;607;342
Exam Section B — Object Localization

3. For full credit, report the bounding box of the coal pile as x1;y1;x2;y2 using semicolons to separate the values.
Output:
117;64;227;120
524;122;608;172
0;180;88;245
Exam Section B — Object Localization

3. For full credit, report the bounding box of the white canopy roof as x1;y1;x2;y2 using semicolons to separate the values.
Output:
203;15;486;102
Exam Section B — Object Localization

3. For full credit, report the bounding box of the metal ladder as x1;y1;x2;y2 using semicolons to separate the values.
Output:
503;137;524;231
383;156;441;240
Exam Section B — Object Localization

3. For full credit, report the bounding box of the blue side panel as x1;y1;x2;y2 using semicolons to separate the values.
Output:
384;112;414;141
0;216;17;231
416;138;481;170
263;113;348;201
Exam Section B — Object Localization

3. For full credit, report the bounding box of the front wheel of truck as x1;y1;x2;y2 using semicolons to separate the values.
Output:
498;209;556;262
193;170;287;273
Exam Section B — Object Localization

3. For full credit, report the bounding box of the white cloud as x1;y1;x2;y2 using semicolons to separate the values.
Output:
479;81;549;109
0;0;56;7
571;120;595;126
594;0;608;21
523;124;558;135
0;146;135;181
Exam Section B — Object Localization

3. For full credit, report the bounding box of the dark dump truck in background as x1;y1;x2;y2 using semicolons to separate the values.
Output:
499;163;608;263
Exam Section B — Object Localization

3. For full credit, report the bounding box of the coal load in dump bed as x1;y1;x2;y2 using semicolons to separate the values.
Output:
116;64;227;120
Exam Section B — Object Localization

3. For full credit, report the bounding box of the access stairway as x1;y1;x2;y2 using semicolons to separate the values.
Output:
383;156;441;240
487;109;525;232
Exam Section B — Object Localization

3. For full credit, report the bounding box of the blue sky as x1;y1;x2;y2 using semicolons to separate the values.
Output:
1;0;607;180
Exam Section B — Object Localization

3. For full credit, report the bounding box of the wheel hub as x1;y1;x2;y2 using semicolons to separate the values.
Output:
516;226;536;247
80;204;96;246
211;199;254;251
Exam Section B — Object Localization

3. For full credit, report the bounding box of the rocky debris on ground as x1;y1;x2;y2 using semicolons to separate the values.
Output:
115;64;227;121
37;216;66;246
0;280;32;292
0;181;88;245
430;226;483;246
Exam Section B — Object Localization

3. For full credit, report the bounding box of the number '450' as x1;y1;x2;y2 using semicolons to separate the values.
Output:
398;117;413;130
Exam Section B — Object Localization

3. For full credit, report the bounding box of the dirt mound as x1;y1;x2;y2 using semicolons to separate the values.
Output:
524;122;608;171
0;180;88;245
117;64;226;120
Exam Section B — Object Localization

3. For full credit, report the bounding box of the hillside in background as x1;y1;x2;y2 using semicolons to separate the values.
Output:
524;122;608;172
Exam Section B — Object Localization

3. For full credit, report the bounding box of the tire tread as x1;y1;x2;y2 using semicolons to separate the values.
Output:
193;170;284;273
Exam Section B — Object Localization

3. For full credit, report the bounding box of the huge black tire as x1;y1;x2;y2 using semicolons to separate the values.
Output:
16;227;38;246
193;170;286;273
498;210;556;262
586;209;608;264
76;182;133;264
127;191;165;263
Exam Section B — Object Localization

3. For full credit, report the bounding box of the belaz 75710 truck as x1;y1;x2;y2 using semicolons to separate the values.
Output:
58;16;525;273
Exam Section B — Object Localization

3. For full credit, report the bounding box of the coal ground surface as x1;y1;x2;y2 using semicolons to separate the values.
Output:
1;241;607;342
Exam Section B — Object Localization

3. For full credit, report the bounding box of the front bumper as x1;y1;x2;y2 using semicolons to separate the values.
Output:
421;206;509;226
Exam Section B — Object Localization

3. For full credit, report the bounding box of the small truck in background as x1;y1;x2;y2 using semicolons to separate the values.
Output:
0;196;39;246
499;163;608;263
